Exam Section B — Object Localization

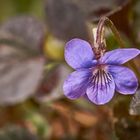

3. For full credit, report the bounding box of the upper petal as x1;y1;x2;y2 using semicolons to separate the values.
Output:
108;65;138;94
65;38;94;69
100;48;140;65
63;69;91;99
86;69;115;105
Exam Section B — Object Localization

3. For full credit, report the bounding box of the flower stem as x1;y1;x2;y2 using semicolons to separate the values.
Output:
93;18;106;59
96;17;140;80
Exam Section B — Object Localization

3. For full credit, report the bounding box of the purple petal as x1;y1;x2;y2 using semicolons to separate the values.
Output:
108;65;138;94
65;38;94;69
86;69;115;105
63;69;91;99
100;48;140;65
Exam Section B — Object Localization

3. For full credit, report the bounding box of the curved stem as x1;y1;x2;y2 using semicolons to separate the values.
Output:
96;17;106;45
96;17;140;80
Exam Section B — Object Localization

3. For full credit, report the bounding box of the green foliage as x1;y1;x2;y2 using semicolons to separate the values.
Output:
0;125;39;140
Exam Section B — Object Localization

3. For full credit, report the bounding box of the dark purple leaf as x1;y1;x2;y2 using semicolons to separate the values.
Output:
44;0;89;41
0;44;45;105
34;64;71;103
0;16;46;53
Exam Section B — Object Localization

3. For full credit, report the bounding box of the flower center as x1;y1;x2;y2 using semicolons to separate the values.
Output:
91;65;112;89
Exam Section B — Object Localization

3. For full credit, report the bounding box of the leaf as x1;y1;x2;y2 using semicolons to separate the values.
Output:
0;16;46;52
0;125;39;140
24;112;51;139
45;0;132;42
129;90;140;115
34;64;71;103
0;44;45;105
44;0;89;41
0;16;48;105
73;0;118;18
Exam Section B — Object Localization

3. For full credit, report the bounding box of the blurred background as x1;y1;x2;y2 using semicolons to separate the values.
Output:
0;0;140;140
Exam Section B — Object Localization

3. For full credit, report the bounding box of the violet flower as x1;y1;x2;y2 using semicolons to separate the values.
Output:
63;38;140;105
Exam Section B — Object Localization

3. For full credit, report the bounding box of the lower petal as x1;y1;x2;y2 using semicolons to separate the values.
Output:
86;69;115;105
63;69;91;99
108;65;138;94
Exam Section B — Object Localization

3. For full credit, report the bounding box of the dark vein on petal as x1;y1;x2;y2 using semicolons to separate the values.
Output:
90;67;113;101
